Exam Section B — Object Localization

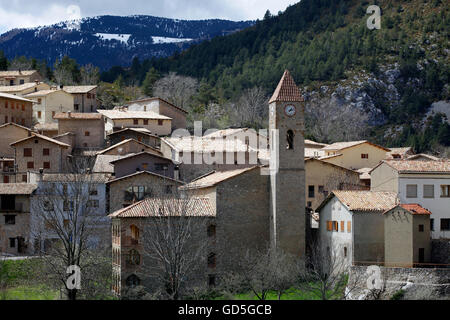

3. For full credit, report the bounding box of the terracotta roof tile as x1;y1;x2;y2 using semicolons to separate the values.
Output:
109;197;215;218
97;109;171;120
331;190;399;212
182;167;260;189
383;160;450;173
0;70;38;77
10;133;70;148
63;85;97;94
54;112;103;120
269;70;304;103
399;204;432;215
0;183;37;195
0;92;33;102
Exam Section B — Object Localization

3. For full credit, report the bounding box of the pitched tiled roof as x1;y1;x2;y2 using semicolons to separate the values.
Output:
127;97;188;114
318;190;399;212
398;204;432;215
0;184;37;195
39;173;110;183
93;154;130;173
53;112;103;120
107;127;158;138
0;82;43;92
109;151;172;164
0;92;33;102
97;109;171;120
96;139;162;156
0;70;38;77
24;89;65;97
63;85;97;94
105;170;183;185
0;122;32;132
406;154;440;161
10;133;70;148
386;147;413;159
182;167;260;189
322;140;389;152
109;197;215;218
269;70;304;103
34;123;59;131
381;160;450;173
163;136;256;153
305;139;329;148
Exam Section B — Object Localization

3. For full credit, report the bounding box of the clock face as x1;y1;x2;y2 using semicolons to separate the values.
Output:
284;104;296;117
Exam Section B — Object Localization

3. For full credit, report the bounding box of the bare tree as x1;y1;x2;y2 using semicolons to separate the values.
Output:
53;67;74;86
140;186;213;300
297;239;352;300
7;57;33;71
305;96;370;143
153;72;199;110
220;246;299;300
80;64;100;85
30;158;111;300
233;87;269;129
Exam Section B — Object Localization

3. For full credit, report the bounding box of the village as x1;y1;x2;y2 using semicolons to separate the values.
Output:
0;69;449;300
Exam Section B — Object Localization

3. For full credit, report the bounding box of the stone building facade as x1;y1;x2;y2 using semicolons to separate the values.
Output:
0;93;34;128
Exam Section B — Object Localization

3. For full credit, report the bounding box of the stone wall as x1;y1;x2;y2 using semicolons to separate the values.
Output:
347;265;450;300
431;239;450;265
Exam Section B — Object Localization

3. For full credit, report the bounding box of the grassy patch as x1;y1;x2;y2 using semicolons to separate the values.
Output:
215;287;323;300
0;286;59;300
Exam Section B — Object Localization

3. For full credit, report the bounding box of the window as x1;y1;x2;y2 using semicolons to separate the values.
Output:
208;275;216;287
9;238;15;248
347;221;352;233
127;249;141;266
143;119;149;125
124;186;151;202
424;185;434;198
333;221;339;232
419;224;424;232
27;161;34;169
133;119;139;125
85;131;90;137
441;185;450;198
307;201;312;208
430;219;434;231
22;175;27;182
158;120;163;126
87;200;99;208
74;104;79;111
43;201;54;211
126;274;140;288
21;104;25;111
406;184;418;198
208;253;216;268
155;163;168;171
43;148;50;156
64;200;74;212
344;247;348;257
19;79;24;84
89;186;98;196
318;186;325;194
361;154;369;159
5;215;15;225
286;130;294;150
37;98;42;104
326;221;332;231
142;163;148;170
52;111;55;118
207;224;216;238
37;111;42;119
43;162;50;169
441;219;450;231
24;148;32;157
340;221;345;233
308;185;315;198
130;225;139;244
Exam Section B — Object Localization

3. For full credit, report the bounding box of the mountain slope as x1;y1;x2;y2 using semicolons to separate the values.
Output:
0;15;254;70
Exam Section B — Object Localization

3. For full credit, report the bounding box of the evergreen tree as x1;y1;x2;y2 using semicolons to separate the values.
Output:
141;68;160;97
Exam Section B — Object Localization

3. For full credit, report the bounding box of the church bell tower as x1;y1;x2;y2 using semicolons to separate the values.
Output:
269;70;306;257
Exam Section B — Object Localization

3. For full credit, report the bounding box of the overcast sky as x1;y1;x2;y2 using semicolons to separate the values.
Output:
0;0;297;34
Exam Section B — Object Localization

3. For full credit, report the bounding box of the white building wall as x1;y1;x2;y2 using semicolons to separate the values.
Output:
319;197;354;267
398;176;450;239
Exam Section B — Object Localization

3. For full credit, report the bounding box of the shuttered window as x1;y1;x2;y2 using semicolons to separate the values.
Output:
347;221;352;233
326;221;332;231
341;221;345;232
